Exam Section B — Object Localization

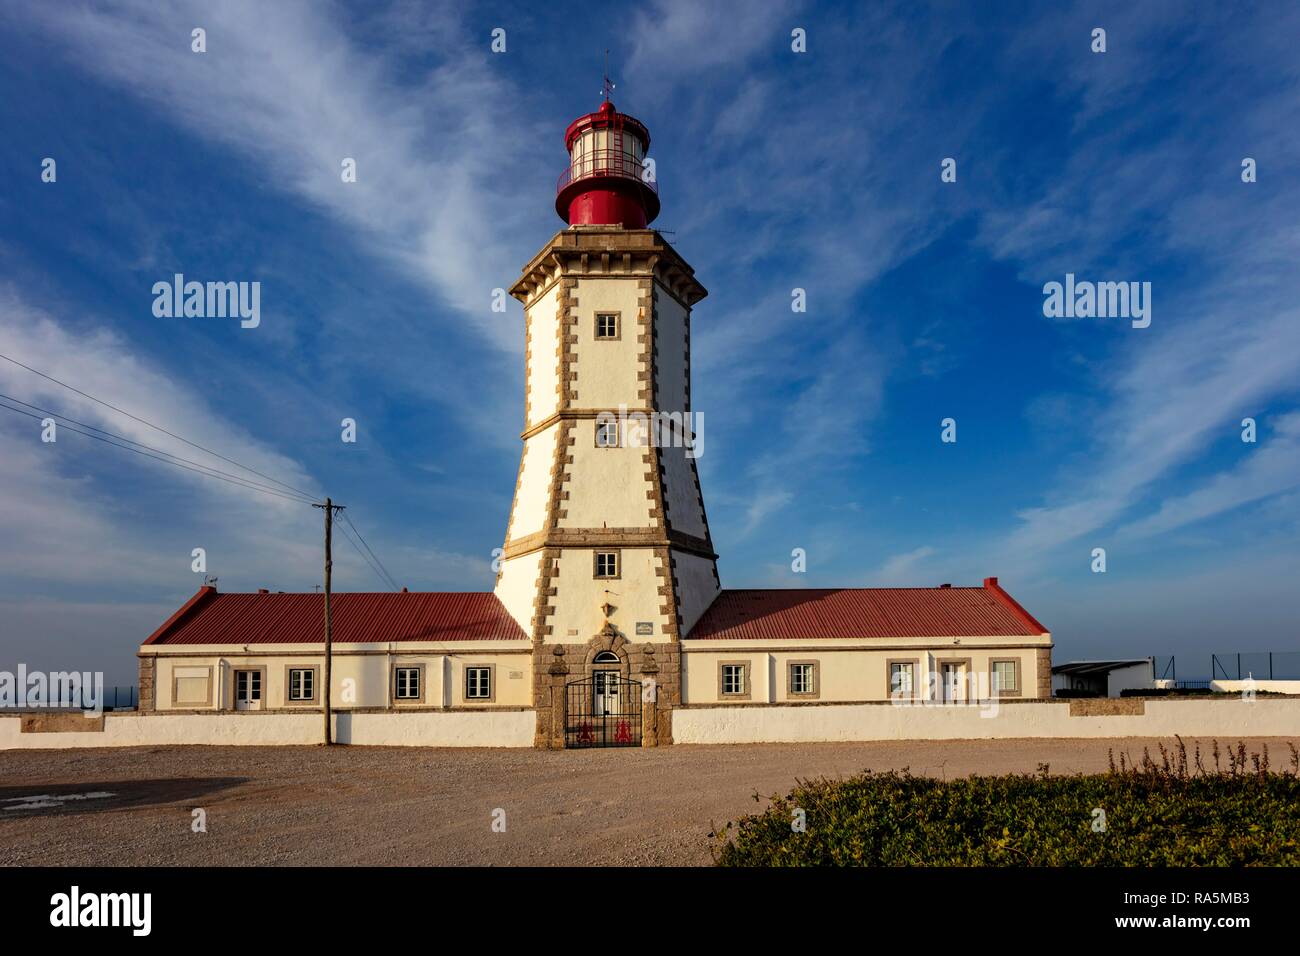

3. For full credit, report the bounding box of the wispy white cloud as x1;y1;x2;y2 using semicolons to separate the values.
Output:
18;0;543;353
874;545;938;586
738;488;794;537
1117;412;1300;541
963;4;1300;576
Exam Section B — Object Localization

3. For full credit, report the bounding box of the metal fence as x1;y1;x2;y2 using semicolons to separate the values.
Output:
1211;652;1300;681
1151;652;1300;684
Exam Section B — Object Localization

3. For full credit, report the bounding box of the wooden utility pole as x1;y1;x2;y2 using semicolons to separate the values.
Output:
312;498;343;745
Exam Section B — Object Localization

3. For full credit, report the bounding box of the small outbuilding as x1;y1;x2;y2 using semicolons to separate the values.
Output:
1051;659;1153;698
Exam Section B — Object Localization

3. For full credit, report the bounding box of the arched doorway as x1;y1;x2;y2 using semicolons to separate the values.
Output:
592;651;621;718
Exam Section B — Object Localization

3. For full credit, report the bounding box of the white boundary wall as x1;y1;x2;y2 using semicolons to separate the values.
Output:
1211;679;1300;694
0;710;535;750
673;699;1300;744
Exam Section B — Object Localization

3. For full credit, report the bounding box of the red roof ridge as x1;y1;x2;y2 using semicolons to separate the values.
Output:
143;586;217;646
144;588;529;646
981;576;1049;635
685;580;1048;641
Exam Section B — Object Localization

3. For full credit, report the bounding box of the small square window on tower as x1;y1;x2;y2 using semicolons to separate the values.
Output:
595;419;620;448
595;312;619;339
594;550;619;578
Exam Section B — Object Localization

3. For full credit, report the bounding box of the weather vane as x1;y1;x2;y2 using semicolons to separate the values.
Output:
601;48;615;100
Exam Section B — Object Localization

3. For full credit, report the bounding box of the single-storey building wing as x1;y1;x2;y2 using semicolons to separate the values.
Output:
682;580;1052;705
138;577;1052;746
139;588;532;713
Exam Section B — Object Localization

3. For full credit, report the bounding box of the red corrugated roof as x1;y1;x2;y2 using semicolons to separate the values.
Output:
686;578;1048;640
144;588;528;645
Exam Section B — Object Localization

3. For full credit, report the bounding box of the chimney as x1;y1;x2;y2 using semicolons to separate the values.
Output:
257;588;269;594
983;577;999;588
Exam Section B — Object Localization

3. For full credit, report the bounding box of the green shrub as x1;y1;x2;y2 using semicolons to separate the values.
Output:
712;738;1300;866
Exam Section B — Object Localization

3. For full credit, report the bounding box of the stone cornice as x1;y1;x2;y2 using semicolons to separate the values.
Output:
504;527;718;561
511;227;708;309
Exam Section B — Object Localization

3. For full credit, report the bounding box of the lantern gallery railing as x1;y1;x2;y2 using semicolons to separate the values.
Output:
556;148;658;196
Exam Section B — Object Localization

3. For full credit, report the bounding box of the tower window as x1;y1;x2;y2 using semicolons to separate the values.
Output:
594;551;620;578
595;419;619;447
595;312;619;339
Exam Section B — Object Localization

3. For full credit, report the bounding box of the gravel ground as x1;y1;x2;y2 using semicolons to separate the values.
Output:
2;736;1295;866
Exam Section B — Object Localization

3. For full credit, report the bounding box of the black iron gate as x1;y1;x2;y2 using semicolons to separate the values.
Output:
565;673;642;748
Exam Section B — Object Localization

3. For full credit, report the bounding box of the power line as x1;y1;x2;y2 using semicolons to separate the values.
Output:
1;357;404;592
340;511;401;590
0;397;314;506
0;392;317;504
0;350;317;499
335;517;398;591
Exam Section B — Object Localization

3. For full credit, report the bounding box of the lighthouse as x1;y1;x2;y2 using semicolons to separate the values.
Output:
494;98;719;746
131;96;1055;740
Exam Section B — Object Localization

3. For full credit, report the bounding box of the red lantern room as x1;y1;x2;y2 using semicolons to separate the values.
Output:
555;100;660;228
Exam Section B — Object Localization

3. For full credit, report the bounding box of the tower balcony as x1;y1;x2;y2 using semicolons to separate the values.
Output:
556;149;661;228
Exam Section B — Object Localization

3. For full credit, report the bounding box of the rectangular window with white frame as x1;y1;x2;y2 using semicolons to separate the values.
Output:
465;666;493;701
991;659;1019;696
395;666;421;701
719;662;749;699
595;419;620;448
287;667;315;702
595;312;619;339
594;551;619;578
788;661;818;698
888;660;915;698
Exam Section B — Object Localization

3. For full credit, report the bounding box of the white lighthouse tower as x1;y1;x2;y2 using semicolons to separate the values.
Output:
493;98;718;746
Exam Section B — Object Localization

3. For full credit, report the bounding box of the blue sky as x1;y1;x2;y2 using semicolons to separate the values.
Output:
2;0;1299;685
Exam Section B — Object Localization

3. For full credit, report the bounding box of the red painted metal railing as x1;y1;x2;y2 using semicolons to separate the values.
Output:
556;148;658;196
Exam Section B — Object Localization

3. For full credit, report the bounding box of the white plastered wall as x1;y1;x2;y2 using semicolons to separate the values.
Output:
495;549;544;635
570;277;644;409
682;645;1044;704
673;698;1300;744
652;283;688;414
525;283;561;426
506;429;557;542
545;548;672;644
0;710;536;749
559;419;655;528
149;647;533;711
